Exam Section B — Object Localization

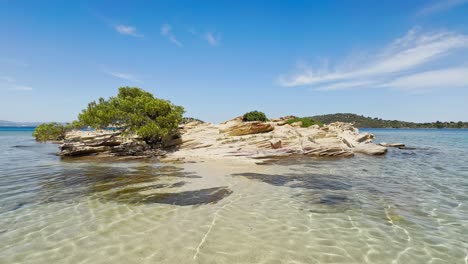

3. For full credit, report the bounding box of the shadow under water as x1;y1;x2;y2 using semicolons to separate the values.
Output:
1;164;233;212
231;172;352;191
232;172;357;213
104;186;233;206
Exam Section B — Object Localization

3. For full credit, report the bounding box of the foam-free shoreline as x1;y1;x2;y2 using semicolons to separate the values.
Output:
59;116;388;163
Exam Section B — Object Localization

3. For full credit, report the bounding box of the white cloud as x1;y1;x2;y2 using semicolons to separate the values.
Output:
416;0;468;16
106;71;142;83
13;85;33;91
115;24;143;37
316;80;376;91
278;28;468;91
204;32;221;46
161;24;182;47
380;67;468;90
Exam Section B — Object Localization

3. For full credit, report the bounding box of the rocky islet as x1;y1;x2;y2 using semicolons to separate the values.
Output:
58;116;392;162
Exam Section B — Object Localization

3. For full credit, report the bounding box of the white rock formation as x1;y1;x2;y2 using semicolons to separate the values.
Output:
59;116;389;162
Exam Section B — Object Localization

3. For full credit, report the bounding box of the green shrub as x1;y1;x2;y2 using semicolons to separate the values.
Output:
242;111;268;122
76;87;184;144
33;122;68;141
181;117;204;124
286;117;323;128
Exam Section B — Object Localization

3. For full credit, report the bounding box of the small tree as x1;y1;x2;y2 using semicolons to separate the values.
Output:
242;111;268;122
286;117;323;128
76;87;184;144
33;122;68;141
435;121;444;129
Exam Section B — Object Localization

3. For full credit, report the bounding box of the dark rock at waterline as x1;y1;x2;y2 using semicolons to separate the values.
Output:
379;142;405;148
59;130;175;158
398;146;417;150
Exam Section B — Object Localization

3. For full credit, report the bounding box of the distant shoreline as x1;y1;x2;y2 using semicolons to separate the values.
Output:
3;112;468;130
0;126;37;128
0;126;37;131
311;113;468;129
2;126;468;130
359;127;468;130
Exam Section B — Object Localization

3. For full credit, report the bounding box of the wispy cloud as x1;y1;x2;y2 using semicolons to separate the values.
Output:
0;76;15;83
0;58;29;67
0;76;32;91
115;24;143;37
277;28;468;91
13;85;33;91
204;32;221;46
161;24;182;47
103;68;142;84
416;0;468;16
380;67;468;90
91;11;143;38
108;72;142;83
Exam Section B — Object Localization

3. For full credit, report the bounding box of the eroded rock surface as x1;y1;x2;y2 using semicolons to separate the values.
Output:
59;116;390;161
219;117;274;136
167;116;389;162
60;130;166;158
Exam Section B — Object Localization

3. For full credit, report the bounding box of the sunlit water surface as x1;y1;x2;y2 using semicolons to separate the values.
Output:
1;128;467;263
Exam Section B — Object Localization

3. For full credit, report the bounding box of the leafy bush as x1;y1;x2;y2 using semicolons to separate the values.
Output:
75;87;184;144
286;117;323;128
181;117;204;124
242;111;268;122
33;122;68;141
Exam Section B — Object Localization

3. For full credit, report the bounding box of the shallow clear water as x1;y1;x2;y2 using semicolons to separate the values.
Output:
1;128;467;263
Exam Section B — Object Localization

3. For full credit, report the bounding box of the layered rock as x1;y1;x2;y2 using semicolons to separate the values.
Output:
166;116;390;162
353;144;387;155
218;117;274;136
58;116;392;161
60;130;166;158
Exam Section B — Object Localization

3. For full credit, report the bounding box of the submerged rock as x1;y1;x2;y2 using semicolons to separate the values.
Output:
353;144;388;155
379;142;405;147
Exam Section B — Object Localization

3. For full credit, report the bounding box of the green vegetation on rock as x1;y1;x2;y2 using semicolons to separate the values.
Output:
242;111;268;122
311;113;468;128
181;117;204;124
32;87;190;145
33;122;69;141
286;117;323;128
75;87;184;143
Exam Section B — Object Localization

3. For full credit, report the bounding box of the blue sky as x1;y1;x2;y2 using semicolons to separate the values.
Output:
1;0;468;123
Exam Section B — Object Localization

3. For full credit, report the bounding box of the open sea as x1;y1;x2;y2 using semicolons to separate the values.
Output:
0;127;467;263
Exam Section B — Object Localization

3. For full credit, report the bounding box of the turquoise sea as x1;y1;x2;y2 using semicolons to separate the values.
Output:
0;128;467;263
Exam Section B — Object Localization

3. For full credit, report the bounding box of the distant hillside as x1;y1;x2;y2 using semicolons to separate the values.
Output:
310;113;468;129
0;120;41;127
